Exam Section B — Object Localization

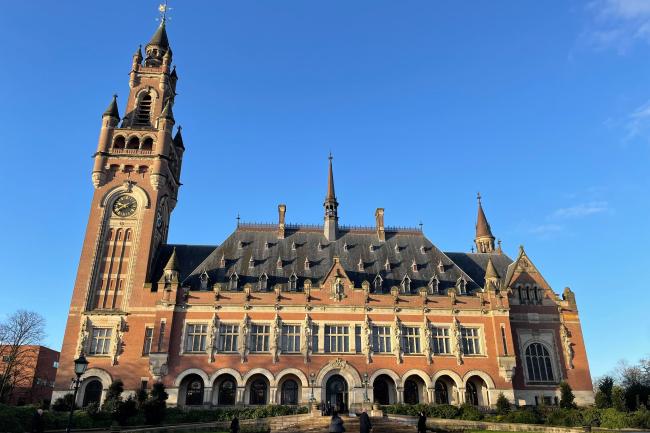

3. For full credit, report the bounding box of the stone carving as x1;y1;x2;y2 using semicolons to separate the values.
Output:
207;314;218;362
302;314;312;363
111;318;125;366
148;353;169;381
449;287;457;305
560;323;574;369
422;317;432;365
392;316;403;364
75;316;90;358
331;277;345;301
361;314;372;364
238;313;249;363
271;313;282;363
328;357;348;370
452;317;463;365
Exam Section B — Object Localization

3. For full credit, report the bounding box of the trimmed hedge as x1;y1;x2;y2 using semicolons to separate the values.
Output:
0;404;308;433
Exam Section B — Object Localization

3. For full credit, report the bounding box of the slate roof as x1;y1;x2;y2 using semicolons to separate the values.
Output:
148;21;169;49
151;244;216;283
443;252;513;289
181;225;483;294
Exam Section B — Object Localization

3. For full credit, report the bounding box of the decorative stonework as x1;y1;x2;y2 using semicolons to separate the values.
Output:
560;323;574;369
331;277;345;302
148;353;169;381
497;356;517;382
328;357;348;370
238;313;250;363
270;313;281;363
207;314;218;362
452;317;463;365
301;314;312;363
422;317;433;365
75;316;90;358
392;316;403;364
361;314;372;364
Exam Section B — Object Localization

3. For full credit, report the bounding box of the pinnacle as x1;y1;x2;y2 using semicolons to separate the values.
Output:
485;257;500;279
102;94;120;119
164;247;179;271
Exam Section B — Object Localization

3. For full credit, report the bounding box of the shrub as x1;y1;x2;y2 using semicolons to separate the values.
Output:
544;408;583;427
51;394;76;412
116;396;138;425
85;401;101;419
495;393;510;415
503;408;542;424
559;381;576;409
458;404;482;421
630;406;650;429
612;385;627;412
143;382;168;425
135;389;148;409
428;404;459;419
595;376;614;408
580;407;602;427
600;407;630;429
102;379;124;414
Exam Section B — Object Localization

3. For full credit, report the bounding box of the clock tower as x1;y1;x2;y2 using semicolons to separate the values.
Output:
56;17;184;389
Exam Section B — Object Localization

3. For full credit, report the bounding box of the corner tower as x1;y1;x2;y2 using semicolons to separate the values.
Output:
323;154;338;241
56;17;185;393
475;193;495;253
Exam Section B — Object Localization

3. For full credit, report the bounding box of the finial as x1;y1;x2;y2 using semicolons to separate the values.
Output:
236;213;241;227
177;125;182;132
158;1;170;23
471;246;475;253
477;192;482;203
328;151;333;162
497;239;502;254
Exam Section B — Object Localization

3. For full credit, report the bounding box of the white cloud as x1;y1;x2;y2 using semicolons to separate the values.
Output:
585;0;650;51
624;100;650;140
552;201;609;219
529;224;564;235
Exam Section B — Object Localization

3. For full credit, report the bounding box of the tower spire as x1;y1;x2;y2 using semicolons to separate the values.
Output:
475;192;495;253
144;3;171;67
323;153;339;241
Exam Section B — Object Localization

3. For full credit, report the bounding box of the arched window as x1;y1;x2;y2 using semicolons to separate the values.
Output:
135;94;153;126
258;274;268;291
525;343;555;383
373;275;382;293
126;137;140;150
281;379;299;405
229;273;239;290
141;137;154;150
403;379;419;405
434;381;448;404
288;273;297;291
465;381;479;406
184;376;204;406
249;379;267;405
218;378;236;405
401;275;411;293
82;380;103;407
113;136;125;149
428;276;439;294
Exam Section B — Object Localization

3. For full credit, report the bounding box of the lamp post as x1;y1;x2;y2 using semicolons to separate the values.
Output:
309;372;315;403
66;355;89;433
362;372;370;404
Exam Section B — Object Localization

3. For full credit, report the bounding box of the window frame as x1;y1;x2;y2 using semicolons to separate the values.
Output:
89;327;112;356
324;325;350;353
184;323;209;353
218;323;239;353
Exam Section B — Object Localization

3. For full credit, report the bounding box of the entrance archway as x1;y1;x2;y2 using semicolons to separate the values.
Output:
465;375;489;406
403;378;421;404
326;375;348;413
181;374;204;406
373;374;396;405
248;375;269;405
281;379;299;405
82;380;102;407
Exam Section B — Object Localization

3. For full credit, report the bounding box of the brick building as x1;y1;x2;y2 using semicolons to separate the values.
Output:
53;19;594;410
1;345;59;406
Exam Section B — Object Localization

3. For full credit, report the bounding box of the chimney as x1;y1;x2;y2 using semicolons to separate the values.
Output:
278;204;286;239
375;208;385;242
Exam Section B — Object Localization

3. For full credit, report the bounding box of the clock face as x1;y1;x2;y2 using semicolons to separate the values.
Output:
112;195;137;217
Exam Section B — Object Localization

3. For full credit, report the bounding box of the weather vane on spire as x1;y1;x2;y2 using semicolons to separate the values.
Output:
158;0;171;23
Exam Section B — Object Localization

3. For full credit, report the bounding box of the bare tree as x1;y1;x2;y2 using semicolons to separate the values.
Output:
0;310;46;404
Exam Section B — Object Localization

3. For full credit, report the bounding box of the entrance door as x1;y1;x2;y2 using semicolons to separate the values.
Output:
185;376;204;406
326;375;348;413
373;378;390;405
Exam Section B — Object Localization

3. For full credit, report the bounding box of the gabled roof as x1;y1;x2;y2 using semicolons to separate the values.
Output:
183;226;480;294
444;252;512;288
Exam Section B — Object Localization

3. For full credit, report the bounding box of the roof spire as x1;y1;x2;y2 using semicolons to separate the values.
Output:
474;192;495;253
102;94;120;119
164;247;179;272
484;256;500;290
323;153;339;241
144;2;171;67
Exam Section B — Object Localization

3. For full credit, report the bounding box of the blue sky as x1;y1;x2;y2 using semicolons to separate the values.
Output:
0;1;648;380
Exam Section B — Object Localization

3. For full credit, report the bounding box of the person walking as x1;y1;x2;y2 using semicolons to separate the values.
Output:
229;416;240;433
31;408;44;433
329;411;345;433
359;408;372;433
417;411;427;433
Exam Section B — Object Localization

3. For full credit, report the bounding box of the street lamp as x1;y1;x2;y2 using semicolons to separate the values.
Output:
362;372;370;404
66;355;89;433
309;372;316;403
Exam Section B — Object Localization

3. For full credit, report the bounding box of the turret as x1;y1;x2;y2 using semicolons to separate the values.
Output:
144;20;170;67
475;193;496;253
484;257;500;290
323;154;338;241
91;95;120;188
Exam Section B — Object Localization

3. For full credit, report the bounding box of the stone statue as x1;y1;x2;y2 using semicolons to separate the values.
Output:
111;319;124;366
392;316;402;364
302;314;312;363
238;314;249;363
422;317;432;365
452;317;463;365
332;277;345;301
207;315;218;362
560;323;574;369
271;313;282;363
361;315;372;363
76;316;89;358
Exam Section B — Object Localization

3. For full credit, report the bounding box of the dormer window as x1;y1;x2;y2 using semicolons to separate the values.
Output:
420;245;426;255
317;242;323;251
249;256;255;269
291;241;296;251
259;274;268;291
456;277;467;295
358;258;364;271
220;254;226;268
264;241;270;250
437;260;444;273
428;275;439;294
200;270;210;290
384;258;391;271
369;244;374;252
373;274;383;293
401;275;411;293
276;257;283;270
229;273;239;290
288;273;298;291
394;244;400;253
343;242;349;252
304;258;310;270
411;260;418;272
237;241;243;249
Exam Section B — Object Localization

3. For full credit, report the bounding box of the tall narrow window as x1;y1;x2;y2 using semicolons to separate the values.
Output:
157;321;166;352
250;324;270;352
259;274;268;291
185;324;208;353
324;325;349;353
142;327;154;355
218;324;239;352
460;327;481;355
355;325;362;353
373;275;383;293
500;325;508;355
401;275;411;293
402;327;420;354
281;325;300;353
372;325;392;353
288;273;298;291
89;328;112;355
229;273;239;290
135;94;152;126
311;324;319;353
525;343;555;383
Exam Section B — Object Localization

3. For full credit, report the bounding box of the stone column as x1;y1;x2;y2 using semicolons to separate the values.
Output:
203;387;212;406
270;386;278;405
236;386;245;404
